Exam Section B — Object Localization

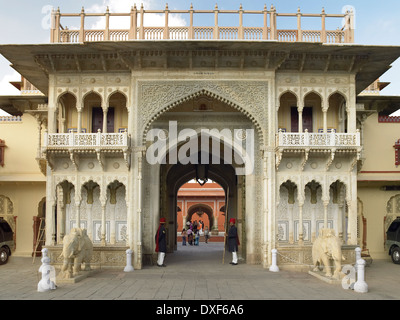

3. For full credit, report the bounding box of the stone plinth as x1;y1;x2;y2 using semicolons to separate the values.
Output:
45;245;130;269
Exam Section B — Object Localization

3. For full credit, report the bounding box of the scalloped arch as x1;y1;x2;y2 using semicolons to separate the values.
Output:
278;89;299;103
142;88;265;145
107;90;128;105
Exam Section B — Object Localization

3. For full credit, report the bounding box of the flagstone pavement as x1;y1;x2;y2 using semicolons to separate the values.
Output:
1;242;399;301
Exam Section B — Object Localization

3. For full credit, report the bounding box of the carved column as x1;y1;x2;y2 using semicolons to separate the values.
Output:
322;107;328;133
323;199;329;228
102;107;108;133
56;184;66;243
298;201;304;245
48;199;56;246
288;203;294;244
77;108;82;133
262;149;268;267
35;116;43;159
75;195;82;229
134;147;146;267
298;106;303;133
100;194;107;246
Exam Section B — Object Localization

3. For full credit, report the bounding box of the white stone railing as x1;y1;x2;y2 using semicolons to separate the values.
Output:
276;130;360;147
44;131;129;149
52;5;354;43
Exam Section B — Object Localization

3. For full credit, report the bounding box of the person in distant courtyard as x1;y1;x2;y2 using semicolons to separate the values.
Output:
181;228;187;246
204;226;210;243
193;220;198;234
227;218;240;265
195;230;200;246
155;217;167;267
187;227;193;245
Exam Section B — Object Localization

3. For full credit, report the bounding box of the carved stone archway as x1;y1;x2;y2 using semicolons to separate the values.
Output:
138;81;268;144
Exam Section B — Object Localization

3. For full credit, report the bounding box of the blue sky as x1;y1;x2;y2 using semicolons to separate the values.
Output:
0;0;400;106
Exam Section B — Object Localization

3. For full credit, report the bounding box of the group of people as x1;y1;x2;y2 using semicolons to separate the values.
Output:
181;219;210;246
154;217;239;267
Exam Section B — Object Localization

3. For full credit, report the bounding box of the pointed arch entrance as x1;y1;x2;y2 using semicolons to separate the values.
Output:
140;86;266;267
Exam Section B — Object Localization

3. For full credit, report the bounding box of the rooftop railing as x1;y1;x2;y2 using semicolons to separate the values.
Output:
50;4;354;44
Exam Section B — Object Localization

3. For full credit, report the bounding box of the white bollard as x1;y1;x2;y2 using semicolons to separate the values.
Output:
354;247;361;268
42;248;48;258
124;249;134;272
269;249;279;272
37;250;57;292
354;258;368;293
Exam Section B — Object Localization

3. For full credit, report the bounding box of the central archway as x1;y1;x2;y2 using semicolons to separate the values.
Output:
142;91;264;266
163;151;240;254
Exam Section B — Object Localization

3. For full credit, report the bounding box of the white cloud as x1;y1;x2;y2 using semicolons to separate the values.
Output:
0;109;11;116
85;0;186;30
0;71;21;96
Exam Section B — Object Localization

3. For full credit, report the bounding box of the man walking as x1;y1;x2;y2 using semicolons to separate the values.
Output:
227;218;239;265
155;217;167;267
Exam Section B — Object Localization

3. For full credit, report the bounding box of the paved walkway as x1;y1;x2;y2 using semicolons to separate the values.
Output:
1;243;399;301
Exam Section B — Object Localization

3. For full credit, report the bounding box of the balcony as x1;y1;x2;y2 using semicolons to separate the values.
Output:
275;130;361;171
43;131;131;169
276;130;360;148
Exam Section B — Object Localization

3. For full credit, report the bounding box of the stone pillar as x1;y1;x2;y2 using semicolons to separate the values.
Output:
323;199;329;228
129;5;137;40
213;4;219;39
262;149;269;268
100;200;107;246
288;203;294;244
298;201;304;245
298;106;303;133
79;7;85;43
50;200;57;246
77;108;82;133
322;108;328;133
110;203;116;244
311;203;317;241
87;202;93;240
245;173;256;263
134;147;146;267
102;107;108;133
297;7;302;41
56;185;66;242
163;3;169;39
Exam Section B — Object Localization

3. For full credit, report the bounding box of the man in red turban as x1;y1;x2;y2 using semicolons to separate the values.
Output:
155;217;167;267
227;218;240;265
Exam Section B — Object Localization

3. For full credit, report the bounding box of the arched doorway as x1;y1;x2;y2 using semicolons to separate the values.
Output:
155;129;250;263
142;91;263;266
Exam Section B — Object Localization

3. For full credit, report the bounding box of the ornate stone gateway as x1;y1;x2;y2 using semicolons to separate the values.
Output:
3;5;399;271
140;84;266;265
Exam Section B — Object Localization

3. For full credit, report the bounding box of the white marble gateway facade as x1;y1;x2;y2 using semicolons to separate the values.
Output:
35;38;365;270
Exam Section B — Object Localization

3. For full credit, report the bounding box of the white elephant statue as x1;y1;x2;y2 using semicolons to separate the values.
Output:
59;228;93;279
312;228;345;279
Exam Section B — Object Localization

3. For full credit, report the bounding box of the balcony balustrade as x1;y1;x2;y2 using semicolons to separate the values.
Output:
276;130;360;148
43;131;131;170
44;131;129;150
50;5;354;44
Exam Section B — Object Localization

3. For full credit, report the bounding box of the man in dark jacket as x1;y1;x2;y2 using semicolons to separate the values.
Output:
227;218;239;265
155;217;167;267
